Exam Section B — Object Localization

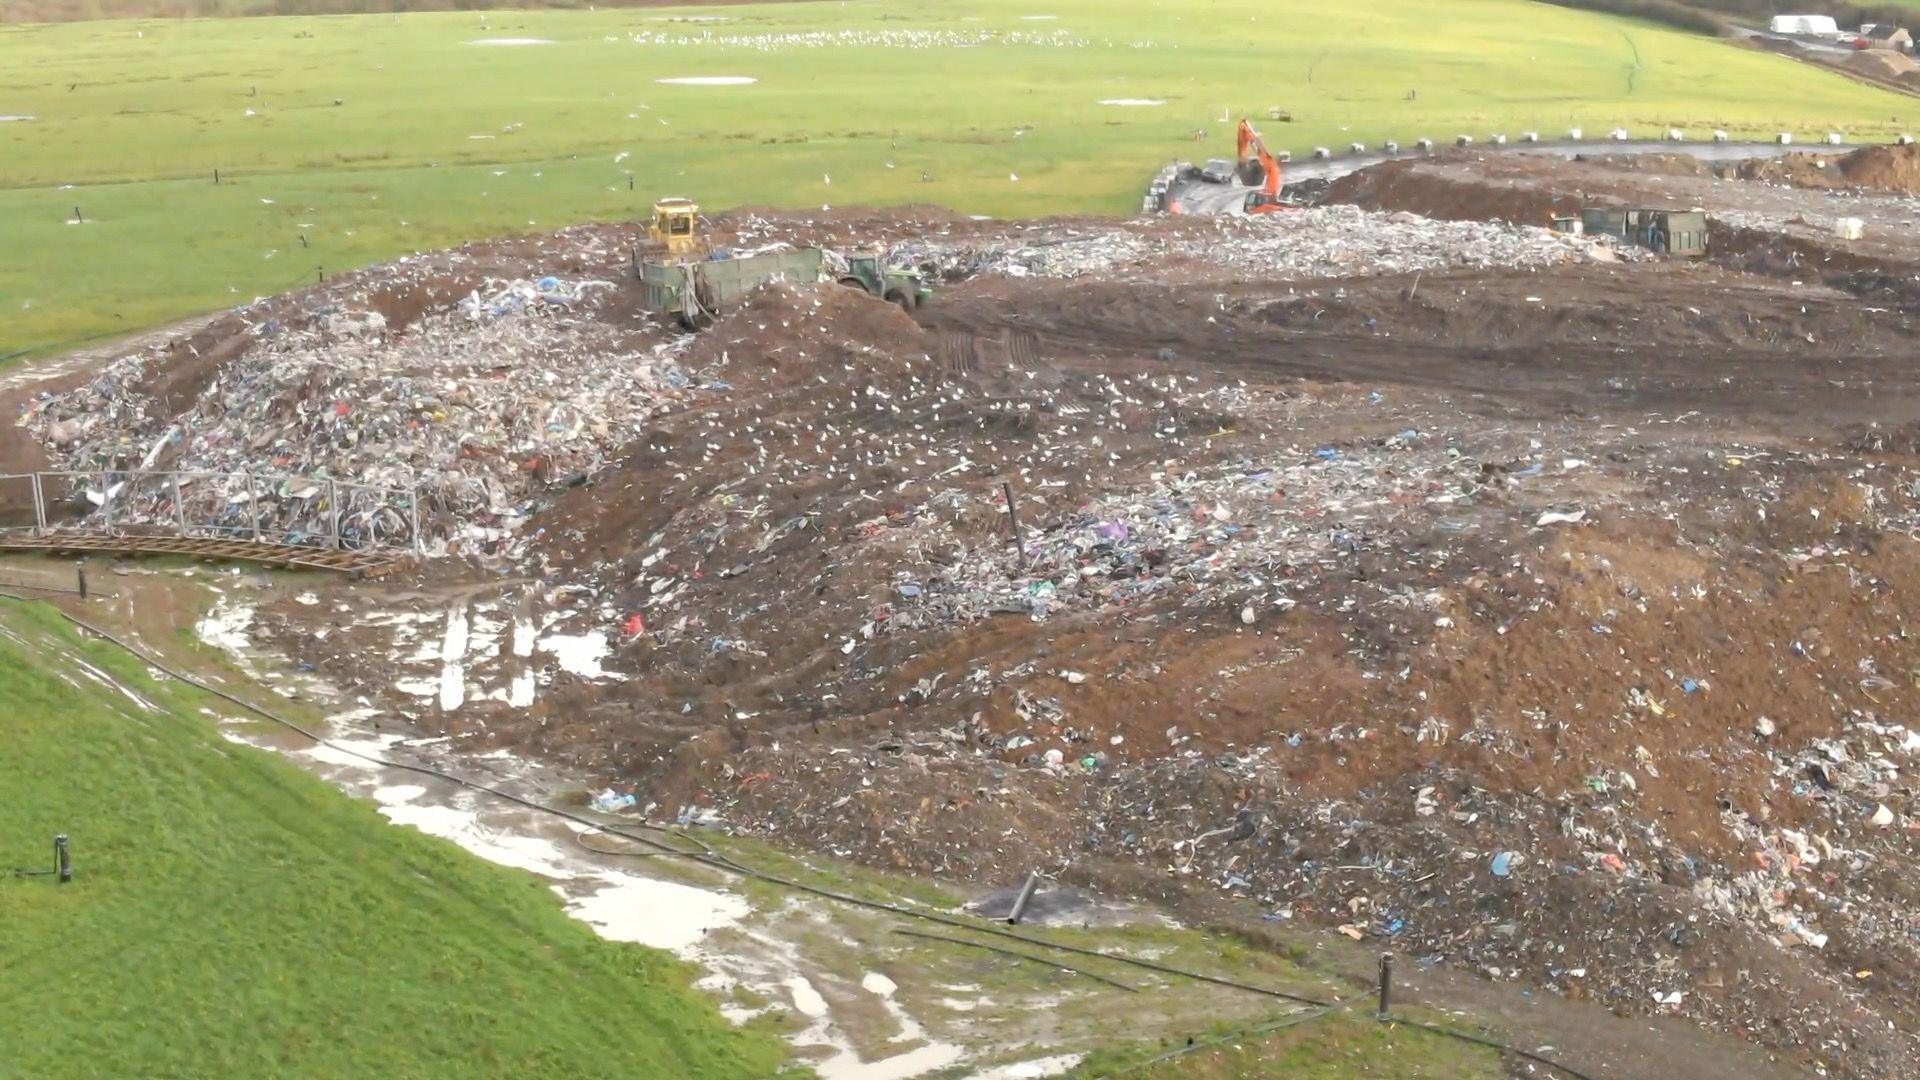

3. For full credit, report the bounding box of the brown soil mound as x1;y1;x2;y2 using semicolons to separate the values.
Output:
1846;47;1920;80
1322;157;1585;226
1569;151;1710;177
1732;143;1920;194
679;279;934;396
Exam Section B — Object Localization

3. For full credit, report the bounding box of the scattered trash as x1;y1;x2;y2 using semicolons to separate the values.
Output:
592;789;638;813
891;204;1643;283
22;266;693;561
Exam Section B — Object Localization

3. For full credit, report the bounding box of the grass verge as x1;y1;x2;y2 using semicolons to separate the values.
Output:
0;597;792;1079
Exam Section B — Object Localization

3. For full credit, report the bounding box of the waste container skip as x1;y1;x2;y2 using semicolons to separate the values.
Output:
639;247;825;328
1579;208;1707;257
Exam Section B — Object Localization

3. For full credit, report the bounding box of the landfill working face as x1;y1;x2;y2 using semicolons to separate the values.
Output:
20;190;1920;1080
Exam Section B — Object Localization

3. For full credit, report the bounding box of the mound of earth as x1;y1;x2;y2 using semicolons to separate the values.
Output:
1569;151;1711;177
1322;156;1584;225
1845;46;1920;81
1732;143;1920;195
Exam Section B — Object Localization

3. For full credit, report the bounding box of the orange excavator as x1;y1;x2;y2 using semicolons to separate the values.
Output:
1236;118;1289;214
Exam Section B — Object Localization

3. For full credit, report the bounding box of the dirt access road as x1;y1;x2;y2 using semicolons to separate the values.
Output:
13;149;1920;1077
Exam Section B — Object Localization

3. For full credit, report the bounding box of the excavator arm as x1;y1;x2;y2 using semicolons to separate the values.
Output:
1236;119;1261;167
1235;118;1287;212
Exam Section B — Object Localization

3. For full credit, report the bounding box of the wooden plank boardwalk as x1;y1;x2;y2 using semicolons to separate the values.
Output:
0;533;410;577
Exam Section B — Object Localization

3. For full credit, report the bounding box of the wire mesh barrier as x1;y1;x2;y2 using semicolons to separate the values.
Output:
0;469;421;555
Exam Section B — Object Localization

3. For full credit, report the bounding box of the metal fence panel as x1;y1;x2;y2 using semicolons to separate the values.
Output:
0;470;418;555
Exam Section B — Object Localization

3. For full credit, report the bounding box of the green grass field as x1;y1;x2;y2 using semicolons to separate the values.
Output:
1;0;1915;355
0;598;790;1079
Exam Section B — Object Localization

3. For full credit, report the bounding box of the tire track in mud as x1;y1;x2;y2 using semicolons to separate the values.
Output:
923;274;1920;432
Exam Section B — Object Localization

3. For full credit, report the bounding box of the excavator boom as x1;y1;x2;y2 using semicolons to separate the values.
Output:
1235;118;1288;213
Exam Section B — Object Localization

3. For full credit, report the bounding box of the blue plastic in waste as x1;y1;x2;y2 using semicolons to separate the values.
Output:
1490;851;1514;877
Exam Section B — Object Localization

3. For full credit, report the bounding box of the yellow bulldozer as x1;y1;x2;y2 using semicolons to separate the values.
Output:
646;197;704;258
632;194;932;328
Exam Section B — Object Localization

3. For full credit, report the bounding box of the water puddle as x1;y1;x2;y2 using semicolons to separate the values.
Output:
194;598;256;664
537;629;621;680
184;583;1135;1079
437;604;468;710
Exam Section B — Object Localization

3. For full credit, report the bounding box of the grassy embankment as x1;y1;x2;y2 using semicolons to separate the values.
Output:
0;597;790;1078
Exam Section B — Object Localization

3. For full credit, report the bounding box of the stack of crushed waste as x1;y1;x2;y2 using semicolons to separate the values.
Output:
891;204;1640;282
887;426;1476;630
19;277;701;560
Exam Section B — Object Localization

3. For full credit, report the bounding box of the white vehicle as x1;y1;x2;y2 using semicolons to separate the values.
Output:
1769;14;1840;36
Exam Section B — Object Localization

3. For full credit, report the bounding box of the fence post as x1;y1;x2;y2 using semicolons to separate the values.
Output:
1006;871;1041;925
30;473;46;533
409;486;422;554
1002;481;1028;568
171;472;187;534
246;473;262;542
1377;953;1393;1017
327;479;340;549
99;472;112;532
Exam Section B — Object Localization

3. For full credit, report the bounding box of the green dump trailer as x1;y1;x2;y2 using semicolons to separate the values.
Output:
638;247;826;328
1577;208;1708;257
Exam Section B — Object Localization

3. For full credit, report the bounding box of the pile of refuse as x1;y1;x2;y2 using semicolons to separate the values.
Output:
19;277;701;560
891;204;1638;282
888;426;1484;631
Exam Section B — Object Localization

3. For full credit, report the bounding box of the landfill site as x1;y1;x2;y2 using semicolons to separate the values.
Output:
16;141;1920;1077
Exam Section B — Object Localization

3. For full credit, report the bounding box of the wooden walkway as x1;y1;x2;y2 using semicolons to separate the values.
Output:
0;533;411;577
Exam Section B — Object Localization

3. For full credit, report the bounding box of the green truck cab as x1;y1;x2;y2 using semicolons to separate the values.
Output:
838;254;932;312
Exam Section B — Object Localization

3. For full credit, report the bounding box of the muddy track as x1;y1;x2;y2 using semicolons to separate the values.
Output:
925;275;1920;432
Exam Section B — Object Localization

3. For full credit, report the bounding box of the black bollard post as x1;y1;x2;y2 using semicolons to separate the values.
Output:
54;834;70;884
1377;953;1393;1017
1002;482;1027;568
76;567;87;599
